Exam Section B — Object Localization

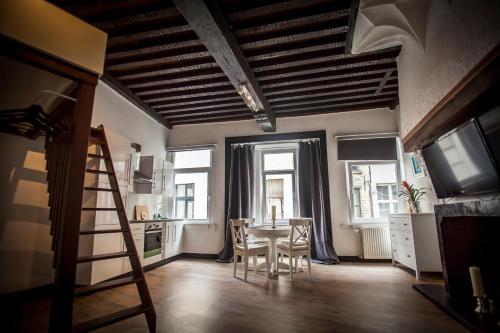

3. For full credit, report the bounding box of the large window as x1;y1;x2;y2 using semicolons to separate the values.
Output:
172;149;212;221
348;162;400;222
257;148;298;223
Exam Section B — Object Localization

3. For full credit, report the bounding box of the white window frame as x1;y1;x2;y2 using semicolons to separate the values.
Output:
171;149;212;223
375;183;399;218
346;160;401;225
255;144;299;225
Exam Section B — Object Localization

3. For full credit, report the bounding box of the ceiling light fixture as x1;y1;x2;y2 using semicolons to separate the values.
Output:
237;84;260;112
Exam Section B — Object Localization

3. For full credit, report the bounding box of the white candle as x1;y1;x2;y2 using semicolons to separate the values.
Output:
271;205;276;221
469;266;485;297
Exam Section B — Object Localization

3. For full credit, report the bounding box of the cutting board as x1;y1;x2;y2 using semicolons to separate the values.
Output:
135;205;149;220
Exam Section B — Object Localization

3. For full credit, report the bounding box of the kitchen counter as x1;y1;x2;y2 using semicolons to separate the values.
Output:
129;218;183;223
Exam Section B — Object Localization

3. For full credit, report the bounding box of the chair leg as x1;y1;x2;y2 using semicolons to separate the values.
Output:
253;256;257;273
233;255;238;277
244;255;248;282
265;252;270;277
289;255;294;281
307;254;312;280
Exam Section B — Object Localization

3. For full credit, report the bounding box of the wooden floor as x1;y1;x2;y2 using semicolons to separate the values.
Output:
9;260;466;333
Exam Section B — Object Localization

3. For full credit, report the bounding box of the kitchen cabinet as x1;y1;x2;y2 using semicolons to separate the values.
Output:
163;221;184;259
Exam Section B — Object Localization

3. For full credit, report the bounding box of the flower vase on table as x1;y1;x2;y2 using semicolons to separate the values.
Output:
397;181;425;214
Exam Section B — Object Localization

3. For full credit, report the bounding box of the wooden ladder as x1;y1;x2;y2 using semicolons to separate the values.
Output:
72;125;156;332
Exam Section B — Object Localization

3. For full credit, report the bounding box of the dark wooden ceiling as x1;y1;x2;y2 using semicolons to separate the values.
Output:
50;0;400;129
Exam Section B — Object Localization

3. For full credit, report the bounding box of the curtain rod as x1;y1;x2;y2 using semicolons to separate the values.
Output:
231;138;318;147
335;132;399;141
166;144;216;152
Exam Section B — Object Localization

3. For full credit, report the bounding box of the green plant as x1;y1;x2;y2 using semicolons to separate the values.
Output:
397;181;426;212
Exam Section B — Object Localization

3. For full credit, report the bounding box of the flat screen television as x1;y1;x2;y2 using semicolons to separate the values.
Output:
422;118;500;198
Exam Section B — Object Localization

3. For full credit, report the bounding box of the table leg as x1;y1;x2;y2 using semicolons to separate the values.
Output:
270;237;278;278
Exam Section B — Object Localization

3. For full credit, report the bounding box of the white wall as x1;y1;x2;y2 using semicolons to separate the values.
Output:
168;108;399;256
398;0;500;138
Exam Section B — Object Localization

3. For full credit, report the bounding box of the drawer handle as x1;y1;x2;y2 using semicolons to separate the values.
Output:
392;235;395;237
403;223;408;226
405;237;409;241
393;249;396;252
407;254;411;258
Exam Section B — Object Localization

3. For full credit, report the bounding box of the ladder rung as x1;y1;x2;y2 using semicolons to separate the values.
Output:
80;229;128;235
74;276;141;296
82;207;122;211
77;251;134;263
84;187;117;192
88;138;106;145
85;169;113;175
73;304;150;333
87;153;108;159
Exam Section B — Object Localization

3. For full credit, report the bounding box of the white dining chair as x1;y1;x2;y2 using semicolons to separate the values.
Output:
242;218;269;245
231;219;270;281
277;218;312;281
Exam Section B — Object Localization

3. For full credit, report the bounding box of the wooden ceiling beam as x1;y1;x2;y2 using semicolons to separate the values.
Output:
345;0;360;53
131;78;231;95
106;40;204;63
123;70;227;89
106;52;211;71
274;97;398;114
226;0;336;27
259;63;397;87
159;107;250;117
268;82;383;102
157;104;247;115
154;100;245;113
263;72;387;94
275;101;397;118
107;25;193;49
165;110;250;121
169;114;254;126
240;27;348;54
234;10;350;43
109;56;215;77
173;0;276;132
149;94;241;108
138;84;235;100
115;62;220;80
147;92;239;106
375;69;396;94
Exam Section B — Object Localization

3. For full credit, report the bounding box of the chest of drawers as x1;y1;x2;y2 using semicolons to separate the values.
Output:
389;213;442;279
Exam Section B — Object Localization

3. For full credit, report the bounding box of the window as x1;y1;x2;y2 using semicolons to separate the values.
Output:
175;183;194;219
347;162;400;222
171;149;212;221
257;147;298;223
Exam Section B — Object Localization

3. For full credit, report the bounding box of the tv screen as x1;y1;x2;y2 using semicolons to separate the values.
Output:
477;102;500;169
422;119;500;198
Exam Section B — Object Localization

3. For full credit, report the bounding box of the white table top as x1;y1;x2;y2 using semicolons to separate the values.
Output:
247;226;291;238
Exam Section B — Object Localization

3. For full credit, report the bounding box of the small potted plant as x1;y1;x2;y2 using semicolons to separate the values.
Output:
397;181;426;213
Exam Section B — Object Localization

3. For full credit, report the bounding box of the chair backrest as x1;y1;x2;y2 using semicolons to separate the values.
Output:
230;219;248;250
288;218;312;248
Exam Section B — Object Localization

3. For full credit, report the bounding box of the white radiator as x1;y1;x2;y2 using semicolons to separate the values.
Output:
360;227;392;259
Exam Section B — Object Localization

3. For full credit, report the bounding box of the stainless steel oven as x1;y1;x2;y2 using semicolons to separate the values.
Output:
144;222;162;259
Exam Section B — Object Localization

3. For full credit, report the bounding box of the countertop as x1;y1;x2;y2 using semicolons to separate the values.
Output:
129;218;183;223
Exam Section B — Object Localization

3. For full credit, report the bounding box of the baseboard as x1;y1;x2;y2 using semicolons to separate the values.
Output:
182;253;218;260
339;256;392;263
0;283;54;301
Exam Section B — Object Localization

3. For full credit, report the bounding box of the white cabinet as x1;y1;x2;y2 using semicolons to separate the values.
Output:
389;213;442;279
163;221;184;259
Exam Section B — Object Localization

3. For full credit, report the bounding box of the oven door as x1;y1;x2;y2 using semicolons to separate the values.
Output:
144;228;162;258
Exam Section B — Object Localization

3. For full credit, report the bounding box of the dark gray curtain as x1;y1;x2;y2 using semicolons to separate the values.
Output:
298;140;339;264
217;144;254;261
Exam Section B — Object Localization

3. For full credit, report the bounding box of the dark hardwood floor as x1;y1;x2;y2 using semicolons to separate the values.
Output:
8;260;466;332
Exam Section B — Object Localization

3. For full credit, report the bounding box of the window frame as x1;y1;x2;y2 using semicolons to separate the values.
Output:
175;183;195;219
172;149;213;223
346;160;401;224
258;147;299;224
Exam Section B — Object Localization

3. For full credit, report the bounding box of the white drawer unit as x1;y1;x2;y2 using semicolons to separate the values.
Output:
389;213;442;280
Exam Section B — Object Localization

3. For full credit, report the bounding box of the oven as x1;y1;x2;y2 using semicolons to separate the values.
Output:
144;222;162;259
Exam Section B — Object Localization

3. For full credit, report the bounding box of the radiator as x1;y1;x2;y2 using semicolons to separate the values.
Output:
360;227;392;259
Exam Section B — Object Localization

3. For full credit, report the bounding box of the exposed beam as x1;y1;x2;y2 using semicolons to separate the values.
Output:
169;114;254;126
107;25;193;49
106;40;204;62
140;85;235;101
131;78;231;95
114;62;219;80
173;0;275;132
345;0;360;53
168;113;253;125
165;110;249;121
274;97;398;114
268;82;381;102
157;104;248;115
100;73;171;128
155;100;245;113
375;69;395;94
123;69;226;88
106;52;211;71
160;107;250;118
275;101;397;118
148;94;240;108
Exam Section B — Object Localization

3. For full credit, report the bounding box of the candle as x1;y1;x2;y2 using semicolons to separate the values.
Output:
469;266;485;297
271;205;276;221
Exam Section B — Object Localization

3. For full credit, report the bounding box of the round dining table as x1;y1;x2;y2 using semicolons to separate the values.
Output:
247;225;292;278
